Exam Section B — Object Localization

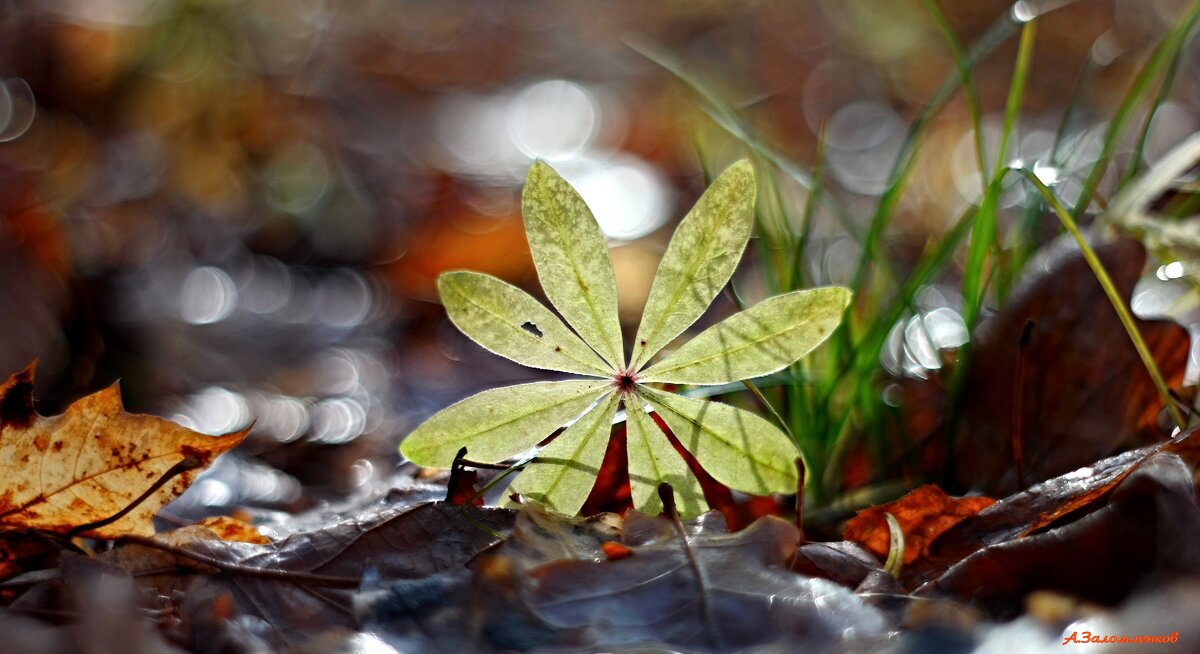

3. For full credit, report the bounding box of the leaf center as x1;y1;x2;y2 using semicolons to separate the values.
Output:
613;370;639;394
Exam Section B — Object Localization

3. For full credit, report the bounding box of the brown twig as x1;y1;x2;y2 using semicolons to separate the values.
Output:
794;457;805;542
657;483;717;646
112;535;360;588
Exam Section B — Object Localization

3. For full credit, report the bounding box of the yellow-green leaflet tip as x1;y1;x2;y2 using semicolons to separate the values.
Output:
436;269;465;290
730;157;757;189
836;286;853;309
525;159;554;183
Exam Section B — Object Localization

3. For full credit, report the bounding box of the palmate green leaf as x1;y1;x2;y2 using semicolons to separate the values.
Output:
400;380;611;467
639;287;851;385
629;160;756;372
522;161;625;371
408;158;846;518
438;271;612;377
507;391;621;515
625;392;708;518
641;387;798;496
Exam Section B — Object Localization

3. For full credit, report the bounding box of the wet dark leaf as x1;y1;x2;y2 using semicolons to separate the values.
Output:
789;540;882;589
355;506;627;653
522;511;887;652
356;507;889;652
112;502;514;646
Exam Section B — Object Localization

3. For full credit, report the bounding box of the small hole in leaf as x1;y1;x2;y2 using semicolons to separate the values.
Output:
520;322;543;338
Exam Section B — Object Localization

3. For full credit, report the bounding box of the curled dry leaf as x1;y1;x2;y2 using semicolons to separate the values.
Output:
917;452;1200;614
844;485;995;566
0;364;246;538
905;426;1200;591
955;236;1189;494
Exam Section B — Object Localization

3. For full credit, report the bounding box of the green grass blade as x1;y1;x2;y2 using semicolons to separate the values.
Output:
850;207;975;373
1108;132;1200;224
921;0;988;182
791;124;827;292
849;2;1044;294
1071;0;1200;218
962;17;1038;329
629;40;863;243
1123;38;1188;187
741;378;797;445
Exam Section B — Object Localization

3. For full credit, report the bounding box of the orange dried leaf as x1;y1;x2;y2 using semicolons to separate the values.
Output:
0;364;246;539
845;485;994;565
601;541;633;560
197;516;270;544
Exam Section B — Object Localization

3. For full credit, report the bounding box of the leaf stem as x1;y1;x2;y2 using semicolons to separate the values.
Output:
65;455;202;538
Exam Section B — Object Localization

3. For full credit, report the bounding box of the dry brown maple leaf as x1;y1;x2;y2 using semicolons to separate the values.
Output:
0;364;247;538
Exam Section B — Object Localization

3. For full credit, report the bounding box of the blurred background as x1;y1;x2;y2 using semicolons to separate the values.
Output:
0;0;1196;518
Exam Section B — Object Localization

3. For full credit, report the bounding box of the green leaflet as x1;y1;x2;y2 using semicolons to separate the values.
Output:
438;271;612;377
400;380;611;467
508;391;620;515
625;392;708;518
639;287;852;385
522;161;625;371
629;160;756;371
641;387;799;495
